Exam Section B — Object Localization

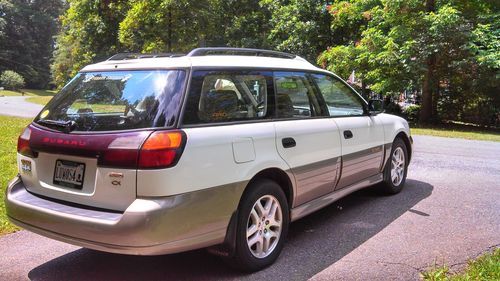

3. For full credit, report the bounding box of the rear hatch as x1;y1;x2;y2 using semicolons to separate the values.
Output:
17;70;187;211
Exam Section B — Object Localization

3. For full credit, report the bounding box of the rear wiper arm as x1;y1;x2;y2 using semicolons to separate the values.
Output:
38;119;76;133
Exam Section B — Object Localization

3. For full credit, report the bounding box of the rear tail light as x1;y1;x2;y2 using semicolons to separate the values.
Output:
17;127;37;157
100;133;149;169
138;131;185;169
99;130;186;169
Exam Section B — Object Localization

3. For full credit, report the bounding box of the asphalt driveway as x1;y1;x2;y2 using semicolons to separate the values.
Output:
1;135;499;280
0;96;43;118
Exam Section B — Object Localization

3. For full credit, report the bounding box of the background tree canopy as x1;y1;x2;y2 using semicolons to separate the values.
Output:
0;0;498;125
0;0;63;88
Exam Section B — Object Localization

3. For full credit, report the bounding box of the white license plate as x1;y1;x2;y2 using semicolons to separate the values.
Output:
53;160;85;189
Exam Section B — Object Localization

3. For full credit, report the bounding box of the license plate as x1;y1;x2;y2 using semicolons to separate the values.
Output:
53;160;85;189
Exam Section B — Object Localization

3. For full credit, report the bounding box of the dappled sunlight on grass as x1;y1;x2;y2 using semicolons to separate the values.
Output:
0;116;31;235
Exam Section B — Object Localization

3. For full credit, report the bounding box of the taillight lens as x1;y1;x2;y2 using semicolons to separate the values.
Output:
17;127;37;157
138;131;185;169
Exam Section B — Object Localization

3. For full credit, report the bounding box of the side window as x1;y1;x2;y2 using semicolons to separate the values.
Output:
183;71;269;124
312;74;365;116
274;72;324;118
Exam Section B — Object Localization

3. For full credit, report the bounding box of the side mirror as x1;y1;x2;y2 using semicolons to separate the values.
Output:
368;99;384;115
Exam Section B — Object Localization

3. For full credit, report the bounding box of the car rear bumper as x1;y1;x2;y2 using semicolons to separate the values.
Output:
5;176;246;255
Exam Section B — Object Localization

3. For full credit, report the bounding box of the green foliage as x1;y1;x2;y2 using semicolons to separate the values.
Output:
51;0;130;89
262;0;333;63
118;0;213;52
0;70;25;90
404;104;421;123
53;0;274;88
421;248;500;280
319;0;500;126
0;0;64;88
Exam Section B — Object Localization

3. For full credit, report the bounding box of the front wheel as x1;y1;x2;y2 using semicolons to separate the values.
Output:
380;138;408;194
228;179;289;272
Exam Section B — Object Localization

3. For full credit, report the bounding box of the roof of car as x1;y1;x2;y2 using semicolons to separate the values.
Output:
80;50;330;74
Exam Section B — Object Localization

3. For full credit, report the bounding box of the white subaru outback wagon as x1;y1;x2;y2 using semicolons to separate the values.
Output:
6;48;412;271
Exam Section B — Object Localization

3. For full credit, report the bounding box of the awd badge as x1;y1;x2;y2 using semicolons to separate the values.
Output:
108;172;123;187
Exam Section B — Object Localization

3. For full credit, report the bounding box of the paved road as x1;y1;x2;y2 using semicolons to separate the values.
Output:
1;135;499;280
0;96;43;118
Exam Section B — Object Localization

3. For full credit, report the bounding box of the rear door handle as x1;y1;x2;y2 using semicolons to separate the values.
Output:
343;130;353;139
282;137;296;148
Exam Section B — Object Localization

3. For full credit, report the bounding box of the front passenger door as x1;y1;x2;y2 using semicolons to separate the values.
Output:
311;74;385;189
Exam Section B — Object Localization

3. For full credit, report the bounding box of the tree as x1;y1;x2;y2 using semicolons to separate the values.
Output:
0;70;25;90
53;0;273;88
118;0;272;53
319;0;499;125
262;0;333;63
51;0;130;88
118;0;212;52
0;0;64;88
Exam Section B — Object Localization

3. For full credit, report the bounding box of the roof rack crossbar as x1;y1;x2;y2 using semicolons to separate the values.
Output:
107;53;185;61
186;48;296;59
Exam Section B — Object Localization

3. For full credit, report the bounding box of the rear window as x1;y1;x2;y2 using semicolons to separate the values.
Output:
35;70;187;132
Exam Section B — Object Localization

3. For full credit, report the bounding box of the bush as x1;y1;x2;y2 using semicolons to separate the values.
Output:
0;70;25;91
404;104;421;123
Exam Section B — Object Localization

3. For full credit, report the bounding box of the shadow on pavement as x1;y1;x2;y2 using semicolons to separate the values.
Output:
28;179;433;281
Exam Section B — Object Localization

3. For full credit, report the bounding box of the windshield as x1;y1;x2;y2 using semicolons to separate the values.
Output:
35;70;187;132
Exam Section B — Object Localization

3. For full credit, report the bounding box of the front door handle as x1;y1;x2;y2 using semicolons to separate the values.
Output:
343;130;353;139
282;137;296;148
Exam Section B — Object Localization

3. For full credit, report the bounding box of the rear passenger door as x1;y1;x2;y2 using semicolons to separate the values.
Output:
311;74;385;189
273;72;342;206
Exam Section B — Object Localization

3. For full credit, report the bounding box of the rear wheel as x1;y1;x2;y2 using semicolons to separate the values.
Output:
380;138;408;194
228;179;289;272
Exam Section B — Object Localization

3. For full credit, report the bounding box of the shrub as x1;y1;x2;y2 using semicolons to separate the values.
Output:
0;70;25;91
404;104;421;123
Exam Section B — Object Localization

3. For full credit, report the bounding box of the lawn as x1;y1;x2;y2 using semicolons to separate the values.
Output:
412;126;500;142
0;88;56;106
0;88;55;97
421;248;500;280
0;115;31;235
25;95;53;106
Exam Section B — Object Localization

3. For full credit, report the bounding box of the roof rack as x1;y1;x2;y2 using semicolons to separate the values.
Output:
107;53;185;61
186;48;296;59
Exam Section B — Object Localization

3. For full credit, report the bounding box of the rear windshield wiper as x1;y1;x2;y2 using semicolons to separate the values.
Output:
37;119;76;133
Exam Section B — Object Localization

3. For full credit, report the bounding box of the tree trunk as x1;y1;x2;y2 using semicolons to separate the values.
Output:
419;0;436;123
432;83;439;119
420;62;433;123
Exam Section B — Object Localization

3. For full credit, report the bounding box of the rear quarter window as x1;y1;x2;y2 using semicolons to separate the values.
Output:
182;70;273;125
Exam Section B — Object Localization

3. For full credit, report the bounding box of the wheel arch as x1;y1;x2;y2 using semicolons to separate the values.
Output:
215;167;294;258
395;131;412;163
244;168;294;209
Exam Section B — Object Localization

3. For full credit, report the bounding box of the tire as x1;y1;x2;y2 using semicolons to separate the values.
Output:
380;138;408;194
227;179;289;272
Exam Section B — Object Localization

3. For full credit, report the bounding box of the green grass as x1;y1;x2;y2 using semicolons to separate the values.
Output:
412;125;500;142
26;96;53;106
0;88;56;97
0;88;56;106
421;248;500;281
0;116;31;235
